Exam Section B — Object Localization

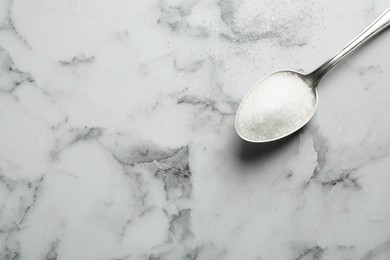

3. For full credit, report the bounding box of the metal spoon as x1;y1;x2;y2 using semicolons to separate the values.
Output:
235;7;390;143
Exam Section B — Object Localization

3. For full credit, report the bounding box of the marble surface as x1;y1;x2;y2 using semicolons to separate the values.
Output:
0;0;390;259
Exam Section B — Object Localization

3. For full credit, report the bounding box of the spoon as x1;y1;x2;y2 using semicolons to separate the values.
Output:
235;7;390;143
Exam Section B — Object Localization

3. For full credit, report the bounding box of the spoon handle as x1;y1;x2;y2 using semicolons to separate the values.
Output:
308;7;390;85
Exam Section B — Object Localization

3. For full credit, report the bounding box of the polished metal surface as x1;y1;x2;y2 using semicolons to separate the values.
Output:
236;7;390;143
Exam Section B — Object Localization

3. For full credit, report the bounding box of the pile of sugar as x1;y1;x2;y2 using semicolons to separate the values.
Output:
220;0;314;45
236;72;315;141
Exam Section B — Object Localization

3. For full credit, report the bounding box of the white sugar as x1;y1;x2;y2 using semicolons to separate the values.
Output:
221;0;315;45
236;72;315;141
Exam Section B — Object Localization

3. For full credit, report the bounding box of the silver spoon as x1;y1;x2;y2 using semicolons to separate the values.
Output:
235;7;390;143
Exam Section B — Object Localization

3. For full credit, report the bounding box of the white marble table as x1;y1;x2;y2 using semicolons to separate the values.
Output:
0;0;390;259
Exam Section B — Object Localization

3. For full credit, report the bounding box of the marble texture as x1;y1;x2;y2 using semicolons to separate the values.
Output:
0;0;390;259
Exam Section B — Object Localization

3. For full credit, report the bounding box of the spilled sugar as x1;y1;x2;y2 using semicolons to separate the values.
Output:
220;0;315;45
236;72;316;141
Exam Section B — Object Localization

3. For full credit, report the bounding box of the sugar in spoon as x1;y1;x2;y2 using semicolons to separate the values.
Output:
235;7;390;143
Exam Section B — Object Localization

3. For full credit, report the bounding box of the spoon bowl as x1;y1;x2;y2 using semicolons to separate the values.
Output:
235;70;318;143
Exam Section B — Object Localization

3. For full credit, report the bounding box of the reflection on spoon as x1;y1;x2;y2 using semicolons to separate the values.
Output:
236;7;390;143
